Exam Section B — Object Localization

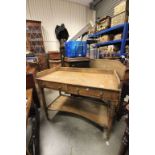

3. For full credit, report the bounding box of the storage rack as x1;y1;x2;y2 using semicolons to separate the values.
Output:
88;22;129;57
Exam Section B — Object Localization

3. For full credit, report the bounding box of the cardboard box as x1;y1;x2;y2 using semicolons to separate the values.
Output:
96;16;111;32
107;45;119;53
114;0;129;15
99;35;110;42
99;45;119;53
88;26;96;34
99;34;114;42
125;45;129;54
99;46;108;52
113;33;122;40
111;11;128;27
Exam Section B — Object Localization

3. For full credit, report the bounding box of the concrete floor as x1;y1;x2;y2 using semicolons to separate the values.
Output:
37;89;127;155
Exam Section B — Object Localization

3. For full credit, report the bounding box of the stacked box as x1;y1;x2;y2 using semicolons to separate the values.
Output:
111;0;129;27
125;45;129;54
99;35;110;42
107;45;119;52
99;45;120;58
99;46;108;52
114;0;129;15
111;11;128;27
96;16;111;32
88;26;96;34
100;45;119;53
113;33;122;40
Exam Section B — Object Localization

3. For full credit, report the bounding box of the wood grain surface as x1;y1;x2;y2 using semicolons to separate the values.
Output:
26;89;33;125
90;59;127;81
37;68;120;90
48;95;109;127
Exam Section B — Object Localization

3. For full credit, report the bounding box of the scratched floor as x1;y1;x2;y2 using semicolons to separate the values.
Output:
38;89;128;155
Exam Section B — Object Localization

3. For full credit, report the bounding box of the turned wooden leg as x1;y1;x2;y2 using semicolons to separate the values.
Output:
103;101;115;140
59;90;62;96
40;87;49;120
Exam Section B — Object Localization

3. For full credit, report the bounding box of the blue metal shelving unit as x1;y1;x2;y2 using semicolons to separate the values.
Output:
88;22;129;57
95;39;122;47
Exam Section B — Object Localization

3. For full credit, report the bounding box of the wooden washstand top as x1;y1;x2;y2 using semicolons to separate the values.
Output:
36;67;121;91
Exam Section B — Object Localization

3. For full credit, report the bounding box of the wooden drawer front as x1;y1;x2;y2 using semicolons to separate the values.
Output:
66;85;102;99
66;85;79;94
37;81;120;103
102;91;120;102
38;81;67;91
78;87;103;98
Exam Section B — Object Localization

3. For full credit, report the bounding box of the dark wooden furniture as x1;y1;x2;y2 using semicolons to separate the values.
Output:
36;67;121;139
48;51;61;60
26;20;48;71
26;88;40;155
118;104;129;155
26;65;40;107
63;57;90;68
26;20;45;53
36;53;48;71
26;89;33;155
48;51;62;68
49;60;61;68
26;69;40;155
26;89;33;126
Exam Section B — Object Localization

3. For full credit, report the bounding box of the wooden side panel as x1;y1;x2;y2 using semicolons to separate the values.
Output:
26;89;33;125
59;67;114;74
36;67;120;90
36;67;60;78
90;59;127;80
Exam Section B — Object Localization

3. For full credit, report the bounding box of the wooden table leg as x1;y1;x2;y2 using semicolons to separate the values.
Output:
40;87;49;119
103;101;115;140
103;128;111;140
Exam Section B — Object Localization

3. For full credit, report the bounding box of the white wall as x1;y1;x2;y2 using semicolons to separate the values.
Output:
26;0;95;52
